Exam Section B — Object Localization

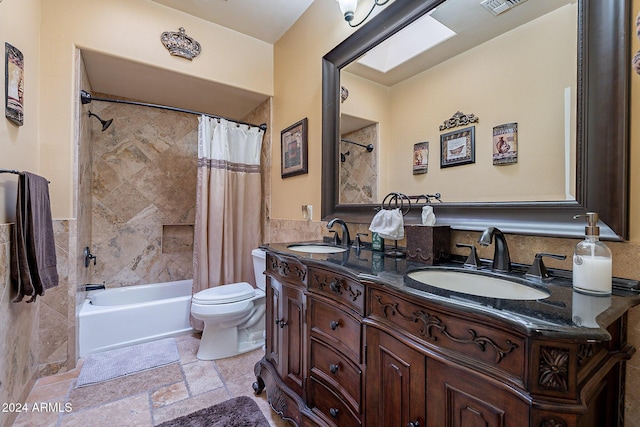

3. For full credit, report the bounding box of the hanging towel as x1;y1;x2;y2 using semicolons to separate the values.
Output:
369;208;404;240
10;172;59;303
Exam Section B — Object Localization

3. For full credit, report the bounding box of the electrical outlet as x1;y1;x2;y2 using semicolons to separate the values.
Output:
307;205;313;221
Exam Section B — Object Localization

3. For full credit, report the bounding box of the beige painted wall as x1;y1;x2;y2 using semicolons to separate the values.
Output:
272;0;356;221
273;0;640;244
385;5;576;202
0;0;41;224
33;0;274;220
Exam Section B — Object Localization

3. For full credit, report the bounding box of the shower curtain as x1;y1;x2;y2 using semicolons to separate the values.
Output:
192;116;264;325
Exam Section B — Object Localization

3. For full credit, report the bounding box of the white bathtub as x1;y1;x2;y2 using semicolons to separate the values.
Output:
78;279;193;357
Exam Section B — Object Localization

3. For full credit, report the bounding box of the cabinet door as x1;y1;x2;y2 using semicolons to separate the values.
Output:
365;327;426;427
281;282;305;396
427;359;528;427
265;277;281;370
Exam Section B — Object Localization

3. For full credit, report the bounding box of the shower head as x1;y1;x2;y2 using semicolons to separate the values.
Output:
88;110;113;131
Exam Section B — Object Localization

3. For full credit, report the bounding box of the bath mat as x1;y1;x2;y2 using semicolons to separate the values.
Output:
156;396;270;427
76;338;179;387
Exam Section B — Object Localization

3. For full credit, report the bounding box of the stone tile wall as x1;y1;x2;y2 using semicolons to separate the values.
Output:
87;97;272;287
339;124;378;204
0;224;39;427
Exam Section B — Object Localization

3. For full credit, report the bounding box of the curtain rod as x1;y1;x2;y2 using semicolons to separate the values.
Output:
80;90;267;131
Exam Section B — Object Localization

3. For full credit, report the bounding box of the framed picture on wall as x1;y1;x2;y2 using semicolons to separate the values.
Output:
440;126;475;168
492;122;518;165
5;43;24;126
413;141;429;175
281;118;308;178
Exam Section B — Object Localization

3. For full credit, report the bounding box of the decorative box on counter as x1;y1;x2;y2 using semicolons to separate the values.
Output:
405;224;451;265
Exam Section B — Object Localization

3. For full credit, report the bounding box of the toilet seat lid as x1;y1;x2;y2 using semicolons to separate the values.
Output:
193;282;255;304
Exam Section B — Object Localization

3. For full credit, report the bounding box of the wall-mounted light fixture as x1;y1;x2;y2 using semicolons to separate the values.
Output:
337;0;390;28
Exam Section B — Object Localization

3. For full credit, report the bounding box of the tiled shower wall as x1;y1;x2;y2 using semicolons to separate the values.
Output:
339;124;378;204
87;97;272;287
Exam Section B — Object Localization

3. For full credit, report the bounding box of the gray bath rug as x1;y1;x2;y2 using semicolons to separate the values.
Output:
76;338;179;387
156;396;270;427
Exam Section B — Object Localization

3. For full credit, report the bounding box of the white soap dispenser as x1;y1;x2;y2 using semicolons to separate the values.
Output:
572;212;612;295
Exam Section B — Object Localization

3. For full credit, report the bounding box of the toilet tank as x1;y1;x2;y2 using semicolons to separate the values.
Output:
251;248;267;291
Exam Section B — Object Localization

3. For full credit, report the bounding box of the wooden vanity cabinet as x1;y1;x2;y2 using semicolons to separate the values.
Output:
306;266;365;426
254;250;634;427
254;252;310;425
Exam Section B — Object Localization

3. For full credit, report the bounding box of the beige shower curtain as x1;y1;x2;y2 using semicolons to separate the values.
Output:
192;116;264;326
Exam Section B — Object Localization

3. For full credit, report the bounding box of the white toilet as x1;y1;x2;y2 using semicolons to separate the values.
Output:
191;248;267;360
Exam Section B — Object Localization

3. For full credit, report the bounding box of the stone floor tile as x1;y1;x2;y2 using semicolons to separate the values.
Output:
61;392;151;427
26;377;74;404
181;359;223;396
12;406;62;427
151;381;189;409
151;387;230;425
67;362;182;410
175;333;200;365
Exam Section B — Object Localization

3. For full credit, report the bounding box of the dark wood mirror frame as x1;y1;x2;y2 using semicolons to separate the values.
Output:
322;0;630;240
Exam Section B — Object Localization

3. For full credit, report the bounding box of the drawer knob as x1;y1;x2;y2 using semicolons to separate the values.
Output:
330;320;340;330
329;408;339;418
275;318;287;328
329;363;339;374
407;422;421;427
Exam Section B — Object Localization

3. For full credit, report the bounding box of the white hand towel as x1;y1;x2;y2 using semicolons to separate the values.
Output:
369;208;404;240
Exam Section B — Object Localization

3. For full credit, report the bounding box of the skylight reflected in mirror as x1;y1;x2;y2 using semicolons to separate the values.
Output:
357;12;456;73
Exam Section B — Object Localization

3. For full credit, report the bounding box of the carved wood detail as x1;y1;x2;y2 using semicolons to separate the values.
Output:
314;274;362;302
270;258;306;282
374;295;517;363
539;347;570;392
577;343;594;367
540;417;568;427
267;384;288;418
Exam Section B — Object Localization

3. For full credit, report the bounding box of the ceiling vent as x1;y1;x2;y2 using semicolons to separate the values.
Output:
480;0;528;16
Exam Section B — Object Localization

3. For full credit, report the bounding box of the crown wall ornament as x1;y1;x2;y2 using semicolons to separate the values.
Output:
341;86;349;103
160;27;201;60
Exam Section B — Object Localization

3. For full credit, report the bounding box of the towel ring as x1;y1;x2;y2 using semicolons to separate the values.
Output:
381;192;412;216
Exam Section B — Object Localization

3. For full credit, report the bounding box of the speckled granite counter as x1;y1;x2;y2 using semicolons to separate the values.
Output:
263;241;640;341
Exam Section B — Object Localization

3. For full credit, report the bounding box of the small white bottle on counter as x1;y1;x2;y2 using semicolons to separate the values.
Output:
572;212;612;295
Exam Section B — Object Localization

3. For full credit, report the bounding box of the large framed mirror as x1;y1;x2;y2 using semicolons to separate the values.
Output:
322;0;629;240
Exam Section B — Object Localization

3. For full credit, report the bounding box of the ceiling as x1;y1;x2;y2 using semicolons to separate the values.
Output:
150;0;314;45
82;0;314;121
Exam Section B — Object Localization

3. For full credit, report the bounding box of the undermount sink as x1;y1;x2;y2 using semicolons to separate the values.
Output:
406;269;550;301
287;244;347;254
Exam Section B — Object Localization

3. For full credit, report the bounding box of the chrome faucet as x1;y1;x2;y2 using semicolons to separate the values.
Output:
326;218;351;247
478;227;511;272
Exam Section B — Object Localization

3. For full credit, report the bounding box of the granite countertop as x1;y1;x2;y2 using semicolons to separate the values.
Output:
264;241;640;341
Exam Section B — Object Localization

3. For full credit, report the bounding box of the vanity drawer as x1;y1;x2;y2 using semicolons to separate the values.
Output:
308;267;365;315
308;376;362;427
266;253;307;287
309;297;362;362
368;286;526;384
309;337;362;413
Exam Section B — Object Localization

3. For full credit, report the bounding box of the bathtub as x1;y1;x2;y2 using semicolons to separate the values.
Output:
78;279;193;357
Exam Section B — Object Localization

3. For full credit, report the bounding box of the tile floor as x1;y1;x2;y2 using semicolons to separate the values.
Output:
13;334;291;427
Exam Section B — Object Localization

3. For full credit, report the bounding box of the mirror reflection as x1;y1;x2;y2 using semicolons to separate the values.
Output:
339;0;577;205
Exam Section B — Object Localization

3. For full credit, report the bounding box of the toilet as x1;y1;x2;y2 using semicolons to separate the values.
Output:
191;248;267;360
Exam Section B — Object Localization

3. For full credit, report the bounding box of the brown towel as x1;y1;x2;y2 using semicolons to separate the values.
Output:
10;172;59;303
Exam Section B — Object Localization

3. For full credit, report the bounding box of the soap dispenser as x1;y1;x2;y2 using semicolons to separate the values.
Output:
572;212;612;295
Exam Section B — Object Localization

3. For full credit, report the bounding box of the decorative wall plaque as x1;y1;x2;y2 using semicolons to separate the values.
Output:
160;27;201;60
439;111;479;131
